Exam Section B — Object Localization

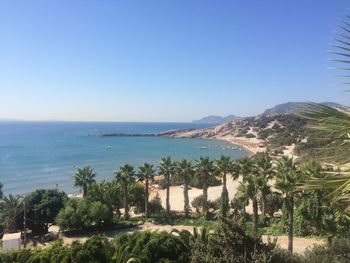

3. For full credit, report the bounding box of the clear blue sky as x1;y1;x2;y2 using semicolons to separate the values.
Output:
1;1;349;122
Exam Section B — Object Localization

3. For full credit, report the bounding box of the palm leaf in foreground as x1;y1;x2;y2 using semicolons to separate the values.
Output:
300;103;350;209
299;103;350;140
305;165;350;210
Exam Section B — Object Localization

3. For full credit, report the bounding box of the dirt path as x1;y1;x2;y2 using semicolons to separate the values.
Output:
262;235;324;253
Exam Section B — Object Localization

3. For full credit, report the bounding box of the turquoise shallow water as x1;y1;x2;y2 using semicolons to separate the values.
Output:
0;121;248;195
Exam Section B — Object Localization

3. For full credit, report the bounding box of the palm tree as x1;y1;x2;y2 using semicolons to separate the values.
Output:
237;157;260;237
172;226;209;251
233;183;250;216
115;164;136;220
235;158;255;217
214;156;234;217
138;163;155;218
254;152;274;215
74;166;96;197
0;194;22;233
175;159;194;218
114;243;140;263
158;157;174;214
275;156;304;253
194;157;216;219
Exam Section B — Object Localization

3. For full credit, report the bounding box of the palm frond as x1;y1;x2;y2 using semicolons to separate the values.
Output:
299;103;350;140
305;170;350;211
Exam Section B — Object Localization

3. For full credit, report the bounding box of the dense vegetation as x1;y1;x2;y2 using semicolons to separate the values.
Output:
1;220;350;262
1;152;350;262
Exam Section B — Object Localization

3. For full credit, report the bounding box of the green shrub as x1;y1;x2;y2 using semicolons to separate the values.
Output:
86;181;122;213
258;128;274;140
191;195;219;215
75;235;114;263
27;189;67;234
245;133;256;138
258;215;271;228
148;193;164;215
129;183;146;213
259;192;283;218
56;198;113;231
303;238;350;263
270;248;304;263
112;231;191;263
190;218;277;263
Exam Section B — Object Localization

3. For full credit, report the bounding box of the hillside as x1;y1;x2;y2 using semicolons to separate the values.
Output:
169;114;303;153
192;114;240;124
169;111;350;163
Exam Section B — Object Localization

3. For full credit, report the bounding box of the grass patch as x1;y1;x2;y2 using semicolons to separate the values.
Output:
128;214;218;230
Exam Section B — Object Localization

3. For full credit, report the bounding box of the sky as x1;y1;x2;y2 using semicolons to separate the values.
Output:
1;1;350;122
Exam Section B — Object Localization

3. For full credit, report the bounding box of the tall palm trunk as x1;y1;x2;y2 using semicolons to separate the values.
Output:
124;184;129;220
145;177;149;217
287;195;294;253
221;173;229;217
184;182;189;218
83;185;87;197
203;182;208;219
242;202;246;218
223;173;227;190
166;175;170;214
261;192;267;215
8;220;17;233
252;197;258;237
222;173;227;198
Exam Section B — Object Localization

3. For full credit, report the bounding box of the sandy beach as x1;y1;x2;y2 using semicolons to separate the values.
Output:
216;136;266;155
149;176;254;214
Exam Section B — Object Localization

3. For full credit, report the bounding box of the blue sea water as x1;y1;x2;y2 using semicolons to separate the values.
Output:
0;121;248;195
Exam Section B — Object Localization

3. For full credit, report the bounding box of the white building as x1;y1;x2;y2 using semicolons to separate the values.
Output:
2;232;21;250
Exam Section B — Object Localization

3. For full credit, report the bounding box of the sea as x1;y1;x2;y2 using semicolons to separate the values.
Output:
0;121;248;195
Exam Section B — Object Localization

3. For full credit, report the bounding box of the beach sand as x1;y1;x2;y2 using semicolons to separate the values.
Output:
149;177;254;214
217;136;265;155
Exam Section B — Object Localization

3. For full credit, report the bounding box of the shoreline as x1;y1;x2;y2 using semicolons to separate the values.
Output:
214;136;265;155
215;136;298;159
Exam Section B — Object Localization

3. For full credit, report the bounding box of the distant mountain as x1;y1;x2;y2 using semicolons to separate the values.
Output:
262;102;348;115
192;114;240;124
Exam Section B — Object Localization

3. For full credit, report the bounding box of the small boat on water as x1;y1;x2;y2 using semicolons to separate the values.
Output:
107;145;112;149
199;146;208;149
